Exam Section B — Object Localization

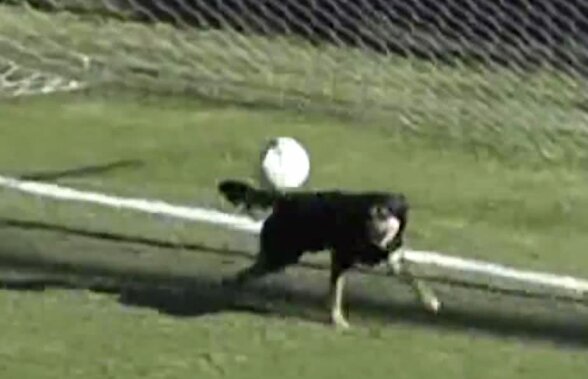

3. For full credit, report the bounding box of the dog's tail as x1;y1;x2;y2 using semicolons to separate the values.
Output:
217;179;280;210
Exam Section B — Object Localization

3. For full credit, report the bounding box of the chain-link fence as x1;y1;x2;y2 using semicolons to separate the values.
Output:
2;0;588;160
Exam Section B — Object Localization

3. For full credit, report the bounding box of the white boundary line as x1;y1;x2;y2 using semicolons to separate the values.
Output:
1;174;588;300
0;175;263;234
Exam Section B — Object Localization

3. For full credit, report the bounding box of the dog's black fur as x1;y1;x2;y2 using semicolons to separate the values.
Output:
218;179;410;328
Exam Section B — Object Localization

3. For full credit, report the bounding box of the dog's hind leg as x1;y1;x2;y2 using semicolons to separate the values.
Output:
221;258;273;288
221;244;297;288
387;250;441;314
408;278;441;313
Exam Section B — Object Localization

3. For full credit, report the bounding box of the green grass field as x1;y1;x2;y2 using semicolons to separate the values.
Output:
1;92;588;378
3;2;588;378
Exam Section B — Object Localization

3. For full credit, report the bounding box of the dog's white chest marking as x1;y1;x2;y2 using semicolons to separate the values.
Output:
374;216;401;249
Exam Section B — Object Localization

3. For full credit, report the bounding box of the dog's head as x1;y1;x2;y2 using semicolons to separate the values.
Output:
366;194;408;251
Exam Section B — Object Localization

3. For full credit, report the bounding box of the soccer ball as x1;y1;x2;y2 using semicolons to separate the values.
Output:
259;137;310;191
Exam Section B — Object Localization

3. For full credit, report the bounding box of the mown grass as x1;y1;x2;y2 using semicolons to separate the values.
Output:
2;284;587;379
1;93;588;373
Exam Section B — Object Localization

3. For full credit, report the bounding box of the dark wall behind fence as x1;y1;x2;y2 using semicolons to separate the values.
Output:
5;0;588;74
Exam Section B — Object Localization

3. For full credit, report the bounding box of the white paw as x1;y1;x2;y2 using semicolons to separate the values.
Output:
424;297;442;314
331;313;351;330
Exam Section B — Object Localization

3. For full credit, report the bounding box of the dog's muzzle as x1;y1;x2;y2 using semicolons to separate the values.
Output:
370;216;401;250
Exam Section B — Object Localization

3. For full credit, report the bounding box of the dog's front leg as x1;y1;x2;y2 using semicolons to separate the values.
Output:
387;250;441;314
329;252;350;329
409;277;441;313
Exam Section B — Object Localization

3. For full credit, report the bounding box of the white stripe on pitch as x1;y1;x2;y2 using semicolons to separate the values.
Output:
1;174;587;299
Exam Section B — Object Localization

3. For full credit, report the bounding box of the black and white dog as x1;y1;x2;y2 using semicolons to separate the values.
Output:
218;179;440;329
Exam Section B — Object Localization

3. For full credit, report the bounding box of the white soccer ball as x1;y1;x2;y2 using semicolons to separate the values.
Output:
259;137;310;191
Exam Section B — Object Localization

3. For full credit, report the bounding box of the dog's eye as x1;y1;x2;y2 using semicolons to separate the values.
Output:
371;206;390;219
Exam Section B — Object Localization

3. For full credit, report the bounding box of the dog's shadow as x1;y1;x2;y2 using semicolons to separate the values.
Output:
1;214;588;348
0;274;275;317
3;264;588;349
